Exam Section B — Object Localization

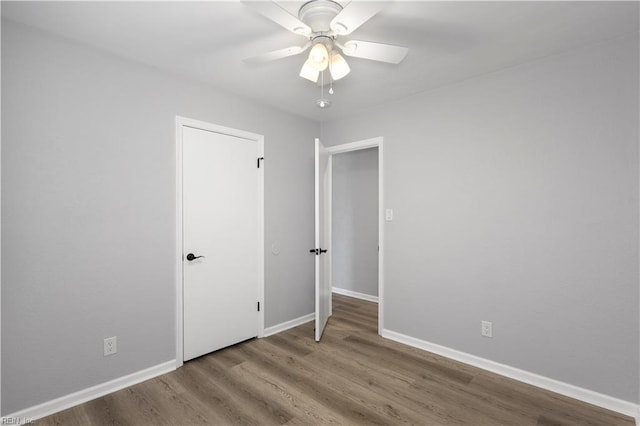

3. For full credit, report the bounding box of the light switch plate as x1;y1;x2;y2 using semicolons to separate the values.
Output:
385;209;393;221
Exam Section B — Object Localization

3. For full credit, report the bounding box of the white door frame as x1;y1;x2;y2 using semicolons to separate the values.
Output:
175;116;264;368
326;137;384;334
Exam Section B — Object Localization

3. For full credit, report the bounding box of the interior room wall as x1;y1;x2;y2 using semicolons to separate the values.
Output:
332;148;378;297
1;20;317;415
322;34;640;403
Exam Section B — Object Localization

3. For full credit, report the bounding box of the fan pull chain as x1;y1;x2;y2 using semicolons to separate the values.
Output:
328;56;334;95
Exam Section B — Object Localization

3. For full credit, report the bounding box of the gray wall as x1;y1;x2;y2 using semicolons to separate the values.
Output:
1;20;316;414
322;35;640;403
332;148;378;297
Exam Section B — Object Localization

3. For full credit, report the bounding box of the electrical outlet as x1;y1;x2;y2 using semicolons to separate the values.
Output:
104;336;117;356
481;321;493;338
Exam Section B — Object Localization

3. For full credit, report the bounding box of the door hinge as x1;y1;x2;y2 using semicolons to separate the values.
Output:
257;301;260;312
257;157;264;168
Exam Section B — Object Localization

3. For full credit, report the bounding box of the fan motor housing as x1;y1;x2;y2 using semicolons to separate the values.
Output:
299;0;343;33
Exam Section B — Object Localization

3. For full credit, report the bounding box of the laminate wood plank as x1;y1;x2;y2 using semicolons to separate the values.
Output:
232;360;351;425
537;415;569;426
193;353;294;425
108;383;175;425
35;404;92;426
410;370;540;425
262;333;314;358
284;318;534;425
334;326;482;377
301;347;459;425
329;315;377;333
469;372;633;426
207;347;247;368
169;359;269;425
258;338;436;425
82;394;129;425
281;328;417;387
330;309;377;325
313;336;533;424
237;339;397;425
331;306;377;323
329;299;362;310
333;293;377;309
332;300;377;316
320;331;475;388
311;340;531;424
283;331;490;425
140;377;212;425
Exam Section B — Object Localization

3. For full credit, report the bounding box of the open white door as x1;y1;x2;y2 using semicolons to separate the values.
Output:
314;138;331;341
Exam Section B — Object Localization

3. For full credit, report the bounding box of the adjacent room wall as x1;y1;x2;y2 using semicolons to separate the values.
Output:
332;148;378;298
322;34;640;403
1;20;317;415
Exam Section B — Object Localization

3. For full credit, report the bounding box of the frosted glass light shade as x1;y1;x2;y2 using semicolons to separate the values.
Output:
308;43;329;71
329;53;350;80
300;60;320;82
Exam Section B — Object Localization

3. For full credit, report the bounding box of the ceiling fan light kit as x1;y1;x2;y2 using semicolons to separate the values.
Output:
308;41;330;71
300;59;320;82
329;52;350;81
243;0;409;105
299;38;350;83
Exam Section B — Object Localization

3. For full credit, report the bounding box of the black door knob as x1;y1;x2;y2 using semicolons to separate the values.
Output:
186;253;204;261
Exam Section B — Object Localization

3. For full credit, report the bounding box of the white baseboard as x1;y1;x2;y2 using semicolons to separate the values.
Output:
263;313;314;337
2;360;176;423
382;329;639;419
332;287;379;303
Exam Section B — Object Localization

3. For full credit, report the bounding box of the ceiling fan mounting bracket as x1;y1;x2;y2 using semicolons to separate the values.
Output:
298;0;343;34
312;35;334;50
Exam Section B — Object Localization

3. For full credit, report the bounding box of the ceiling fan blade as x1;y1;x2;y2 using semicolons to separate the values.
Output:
330;2;385;36
243;43;311;65
339;40;408;64
242;1;312;36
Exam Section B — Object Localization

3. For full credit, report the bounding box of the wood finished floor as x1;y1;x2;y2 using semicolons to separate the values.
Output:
38;294;633;426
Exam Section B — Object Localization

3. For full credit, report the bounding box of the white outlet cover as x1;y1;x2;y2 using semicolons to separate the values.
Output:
481;321;493;338
104;336;117;356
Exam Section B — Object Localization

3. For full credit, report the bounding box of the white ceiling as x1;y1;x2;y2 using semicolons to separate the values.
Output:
3;1;638;122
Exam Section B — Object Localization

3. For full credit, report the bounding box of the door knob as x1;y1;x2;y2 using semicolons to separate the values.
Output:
309;248;327;255
186;253;204;261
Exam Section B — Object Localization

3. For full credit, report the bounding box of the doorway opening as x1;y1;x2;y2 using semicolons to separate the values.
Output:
326;137;384;335
331;147;379;304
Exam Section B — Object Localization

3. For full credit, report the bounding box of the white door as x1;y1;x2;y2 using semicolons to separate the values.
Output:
182;126;261;361
314;138;331;341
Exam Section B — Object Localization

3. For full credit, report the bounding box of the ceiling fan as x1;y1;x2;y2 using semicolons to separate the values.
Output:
242;0;409;84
